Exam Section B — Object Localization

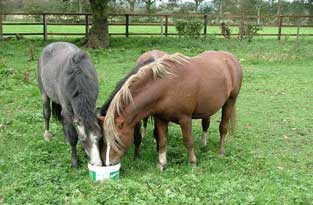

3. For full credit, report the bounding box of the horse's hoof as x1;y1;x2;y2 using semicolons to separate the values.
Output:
219;149;225;156
190;162;197;168
71;161;79;169
43;130;52;141
200;146;208;152
158;163;167;172
133;154;140;160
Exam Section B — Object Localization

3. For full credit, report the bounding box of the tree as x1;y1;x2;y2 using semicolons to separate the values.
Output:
86;0;110;48
142;0;155;13
127;0;137;12
194;0;205;8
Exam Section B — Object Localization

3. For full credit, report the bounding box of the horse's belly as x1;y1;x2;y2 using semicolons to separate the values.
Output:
191;88;229;118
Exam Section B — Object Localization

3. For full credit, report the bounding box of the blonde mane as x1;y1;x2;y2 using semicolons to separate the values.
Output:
103;53;189;152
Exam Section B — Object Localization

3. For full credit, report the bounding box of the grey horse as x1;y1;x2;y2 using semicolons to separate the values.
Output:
38;42;102;168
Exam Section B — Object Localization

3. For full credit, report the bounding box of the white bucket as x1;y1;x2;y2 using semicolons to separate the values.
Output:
88;163;121;181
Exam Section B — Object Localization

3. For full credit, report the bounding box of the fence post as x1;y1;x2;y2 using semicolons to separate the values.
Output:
277;15;282;40
160;16;164;37
43;14;47;41
296;18;301;40
165;15;168;37
125;14;129;37
85;14;89;38
203;14;208;35
0;14;3;40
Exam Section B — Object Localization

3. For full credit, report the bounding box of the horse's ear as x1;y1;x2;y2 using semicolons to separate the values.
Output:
97;116;105;128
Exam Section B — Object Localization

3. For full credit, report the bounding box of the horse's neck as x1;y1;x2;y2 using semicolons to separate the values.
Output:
123;77;162;127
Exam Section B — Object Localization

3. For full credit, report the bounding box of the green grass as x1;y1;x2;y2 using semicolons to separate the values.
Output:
0;37;313;204
3;24;313;37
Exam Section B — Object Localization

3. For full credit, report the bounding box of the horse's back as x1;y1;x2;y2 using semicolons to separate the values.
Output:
197;51;242;92
157;51;242;118
39;42;79;67
136;50;167;65
38;42;80;103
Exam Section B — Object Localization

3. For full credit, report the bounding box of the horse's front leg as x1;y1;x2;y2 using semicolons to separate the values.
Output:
133;122;142;160
179;116;197;166
201;117;210;148
62;116;79;168
154;117;168;171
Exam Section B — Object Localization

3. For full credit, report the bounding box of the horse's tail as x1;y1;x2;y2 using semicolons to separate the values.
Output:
229;103;237;135
51;102;62;122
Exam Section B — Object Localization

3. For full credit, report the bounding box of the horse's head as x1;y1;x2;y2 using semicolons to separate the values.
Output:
73;115;103;166
98;116;134;166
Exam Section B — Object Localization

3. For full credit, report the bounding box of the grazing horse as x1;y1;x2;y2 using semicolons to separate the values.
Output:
100;51;243;170
38;42;102;167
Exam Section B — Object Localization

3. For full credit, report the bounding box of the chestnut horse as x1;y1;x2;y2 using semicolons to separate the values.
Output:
100;50;211;159
101;51;243;170
136;50;212;149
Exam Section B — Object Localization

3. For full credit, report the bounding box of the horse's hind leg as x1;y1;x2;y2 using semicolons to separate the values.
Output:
41;93;52;141
142;117;148;138
179;116;197;165
155;118;168;171
153;123;159;152
219;97;236;156
201;117;210;148
62;117;79;168
133;122;142;160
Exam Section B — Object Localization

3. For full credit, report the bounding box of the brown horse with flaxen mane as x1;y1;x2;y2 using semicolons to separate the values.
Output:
100;51;243;170
136;50;212;150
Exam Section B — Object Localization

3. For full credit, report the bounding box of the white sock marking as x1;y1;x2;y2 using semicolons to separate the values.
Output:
159;151;167;166
201;131;208;146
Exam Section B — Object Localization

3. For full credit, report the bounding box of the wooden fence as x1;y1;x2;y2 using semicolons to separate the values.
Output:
1;12;313;40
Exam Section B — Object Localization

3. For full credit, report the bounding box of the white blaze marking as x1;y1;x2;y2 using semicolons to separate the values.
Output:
90;143;102;166
106;142;111;166
77;125;87;141
89;133;102;166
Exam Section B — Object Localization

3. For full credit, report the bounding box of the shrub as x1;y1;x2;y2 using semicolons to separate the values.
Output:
175;18;203;38
239;23;262;42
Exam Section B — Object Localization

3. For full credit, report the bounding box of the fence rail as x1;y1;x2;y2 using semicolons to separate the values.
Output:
1;12;313;40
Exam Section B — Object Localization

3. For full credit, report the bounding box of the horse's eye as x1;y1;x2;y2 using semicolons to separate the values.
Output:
73;91;80;98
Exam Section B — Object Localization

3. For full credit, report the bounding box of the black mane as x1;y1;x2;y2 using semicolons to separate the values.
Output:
100;57;155;116
65;51;99;132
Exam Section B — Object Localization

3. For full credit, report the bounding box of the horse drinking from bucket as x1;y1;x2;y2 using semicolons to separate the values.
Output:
101;51;243;170
38;42;102;168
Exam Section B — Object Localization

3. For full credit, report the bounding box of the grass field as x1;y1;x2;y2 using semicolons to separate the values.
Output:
0;37;313;204
3;24;313;38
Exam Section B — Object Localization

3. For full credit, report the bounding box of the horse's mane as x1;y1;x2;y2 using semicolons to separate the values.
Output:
65;51;99;133
100;57;156;116
104;53;189;151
